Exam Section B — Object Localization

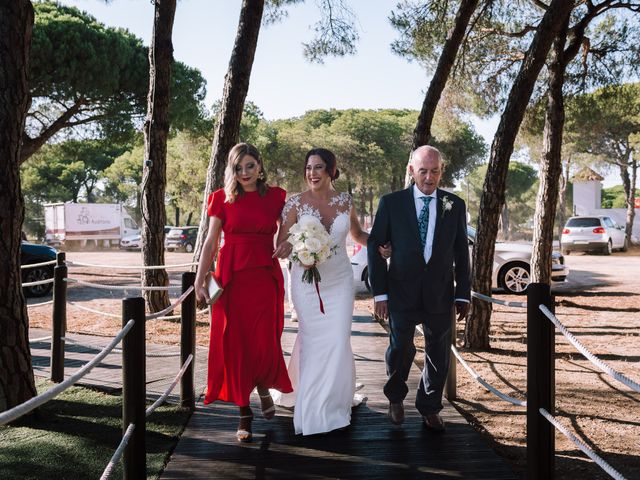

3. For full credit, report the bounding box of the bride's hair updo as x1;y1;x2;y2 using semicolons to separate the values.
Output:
304;148;340;181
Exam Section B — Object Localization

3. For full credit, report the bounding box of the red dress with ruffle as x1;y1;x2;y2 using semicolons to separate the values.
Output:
204;187;293;407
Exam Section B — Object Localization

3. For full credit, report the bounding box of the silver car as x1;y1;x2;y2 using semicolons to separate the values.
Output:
561;215;628;255
351;226;569;295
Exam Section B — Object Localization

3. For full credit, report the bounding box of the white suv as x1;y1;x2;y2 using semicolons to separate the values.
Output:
561;215;628;255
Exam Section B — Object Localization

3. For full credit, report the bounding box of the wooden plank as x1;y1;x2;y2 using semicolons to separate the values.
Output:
160;312;517;479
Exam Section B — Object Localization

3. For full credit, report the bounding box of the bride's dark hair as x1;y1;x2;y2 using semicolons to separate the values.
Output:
304;148;340;180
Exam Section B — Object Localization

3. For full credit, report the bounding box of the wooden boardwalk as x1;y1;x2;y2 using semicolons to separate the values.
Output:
160;312;516;479
29;327;209;402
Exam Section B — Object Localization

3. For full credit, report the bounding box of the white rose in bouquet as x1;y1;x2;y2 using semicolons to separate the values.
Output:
288;216;337;285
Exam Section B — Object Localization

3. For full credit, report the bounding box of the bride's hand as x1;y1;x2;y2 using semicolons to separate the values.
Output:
378;242;392;259
273;241;293;259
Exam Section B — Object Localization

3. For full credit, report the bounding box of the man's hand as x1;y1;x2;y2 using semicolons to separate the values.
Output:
378;242;391;259
374;300;389;320
455;301;470;322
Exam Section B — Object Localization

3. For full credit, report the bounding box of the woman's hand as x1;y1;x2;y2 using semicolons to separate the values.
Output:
378;242;392;259
273;240;293;259
195;284;210;305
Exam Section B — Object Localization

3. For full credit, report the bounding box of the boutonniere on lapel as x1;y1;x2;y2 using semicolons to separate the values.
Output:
440;195;453;219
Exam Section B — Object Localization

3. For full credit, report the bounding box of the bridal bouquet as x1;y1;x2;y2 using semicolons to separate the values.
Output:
288;216;336;313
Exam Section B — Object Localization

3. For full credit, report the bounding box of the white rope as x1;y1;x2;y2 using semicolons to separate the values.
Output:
68;260;197;270
29;335;52;343
99;422;136;480
472;290;527;308
539;305;640;393
451;345;527;407
27;300;54;308
68;301;120;318
21;259;57;269
0;320;135;426
157;307;209;320
145;286;194;320
22;278;54;287
145;354;193;417
65;278;181;291
539;408;627;480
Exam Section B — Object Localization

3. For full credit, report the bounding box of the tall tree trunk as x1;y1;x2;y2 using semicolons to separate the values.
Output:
624;157;638;245
0;0;36;412
404;0;480;187
141;0;176;312
465;0;574;349
500;203;510;241
174;207;180;227
193;0;264;264
557;157;570;244
531;19;568;285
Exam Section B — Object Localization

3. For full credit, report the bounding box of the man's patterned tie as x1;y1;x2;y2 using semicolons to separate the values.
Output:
418;196;432;249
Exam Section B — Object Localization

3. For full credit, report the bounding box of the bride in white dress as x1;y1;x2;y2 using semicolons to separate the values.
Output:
274;148;387;436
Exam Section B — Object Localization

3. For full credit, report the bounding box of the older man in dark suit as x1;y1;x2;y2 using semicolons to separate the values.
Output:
367;145;470;431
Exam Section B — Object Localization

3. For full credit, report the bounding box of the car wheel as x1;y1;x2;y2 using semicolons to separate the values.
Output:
498;262;530;295
362;267;371;292
23;266;53;297
185;243;194;253
603;240;612;255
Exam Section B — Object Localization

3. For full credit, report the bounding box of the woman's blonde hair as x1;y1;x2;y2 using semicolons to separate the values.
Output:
223;143;268;203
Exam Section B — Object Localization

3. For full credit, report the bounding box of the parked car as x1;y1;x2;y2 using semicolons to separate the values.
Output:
120;234;141;250
561;215;628;255
165;226;198;253
21;241;57;297
351;226;569;295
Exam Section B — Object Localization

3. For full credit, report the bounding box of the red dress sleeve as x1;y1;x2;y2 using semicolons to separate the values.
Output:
207;189;226;221
273;186;286;212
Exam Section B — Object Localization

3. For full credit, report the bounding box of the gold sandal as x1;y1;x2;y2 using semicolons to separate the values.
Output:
236;414;253;443
259;393;276;420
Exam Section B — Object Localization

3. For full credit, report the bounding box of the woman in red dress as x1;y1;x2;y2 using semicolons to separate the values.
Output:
194;143;292;442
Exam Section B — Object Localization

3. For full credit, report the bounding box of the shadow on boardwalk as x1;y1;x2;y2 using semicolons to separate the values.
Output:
160;312;516;480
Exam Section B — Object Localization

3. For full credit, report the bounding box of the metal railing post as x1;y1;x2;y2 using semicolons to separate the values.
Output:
180;272;196;410
445;309;457;400
527;283;555;479
122;296;146;480
51;252;67;382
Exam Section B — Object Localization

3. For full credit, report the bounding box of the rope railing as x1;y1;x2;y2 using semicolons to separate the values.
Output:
27;300;53;308
450;345;527;407
22;278;55;287
539;305;640;393
0;320;134;426
68;301;120;318
68;260;197;270
146;354;193;417
146;285;194;320
100;423;135;480
65;277;182;291
471;290;527;308
21;259;57;269
539;408;627;480
29;335;52;343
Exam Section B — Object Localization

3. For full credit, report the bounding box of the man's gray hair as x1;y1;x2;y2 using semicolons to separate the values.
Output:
410;145;445;168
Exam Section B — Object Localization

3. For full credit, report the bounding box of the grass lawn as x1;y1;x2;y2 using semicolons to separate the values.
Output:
0;378;192;480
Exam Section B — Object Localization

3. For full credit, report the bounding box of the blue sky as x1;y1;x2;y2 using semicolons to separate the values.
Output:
57;0;618;187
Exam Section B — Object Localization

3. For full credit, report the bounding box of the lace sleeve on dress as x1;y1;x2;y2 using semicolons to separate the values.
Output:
281;193;301;223
328;192;352;214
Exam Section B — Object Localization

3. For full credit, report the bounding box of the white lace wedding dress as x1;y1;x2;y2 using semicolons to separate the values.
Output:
274;192;363;435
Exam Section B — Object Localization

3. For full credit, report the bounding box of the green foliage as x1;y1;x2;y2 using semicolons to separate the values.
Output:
465;161;537;229
0;378;189;480
28;2;207;152
602;185;628;208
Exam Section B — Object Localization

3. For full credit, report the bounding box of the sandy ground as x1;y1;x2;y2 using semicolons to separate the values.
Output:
26;248;640;479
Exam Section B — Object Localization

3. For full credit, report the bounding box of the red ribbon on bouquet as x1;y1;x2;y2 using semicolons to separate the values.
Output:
314;278;325;314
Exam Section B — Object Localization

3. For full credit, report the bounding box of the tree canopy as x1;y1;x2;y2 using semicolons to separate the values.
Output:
23;1;207;162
